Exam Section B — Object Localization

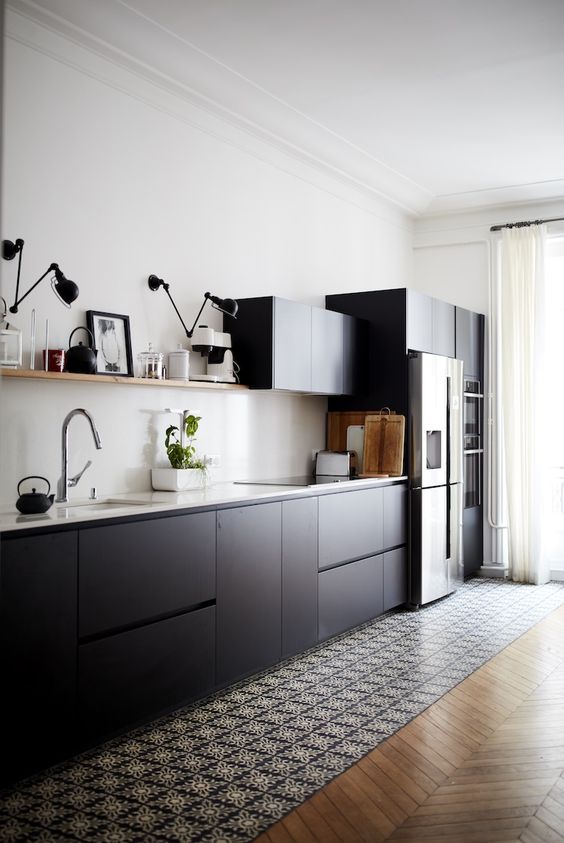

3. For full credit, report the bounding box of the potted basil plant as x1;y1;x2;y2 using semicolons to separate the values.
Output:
151;413;208;491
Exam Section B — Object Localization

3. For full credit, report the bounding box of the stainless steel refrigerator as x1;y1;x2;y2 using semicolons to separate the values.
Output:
409;352;464;606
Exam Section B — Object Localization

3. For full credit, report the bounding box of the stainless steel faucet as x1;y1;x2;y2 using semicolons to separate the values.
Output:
56;408;103;503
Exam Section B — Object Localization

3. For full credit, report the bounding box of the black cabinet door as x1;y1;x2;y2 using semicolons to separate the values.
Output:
383;483;407;550
282;497;318;658
463;505;483;575
383;547;408;611
318;487;383;570
342;312;360;396
0;531;77;784
311;307;343;394
78;606;215;743
318;554;383;640
227;296;274;388
216;503;282;685
273;297;312;391
406;290;433;353
407;291;455;357
79;512;216;637
326;289;409;413
455;306;484;379
433;299;455;357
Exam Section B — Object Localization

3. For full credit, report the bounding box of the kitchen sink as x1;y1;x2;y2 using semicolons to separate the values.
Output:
56;499;153;516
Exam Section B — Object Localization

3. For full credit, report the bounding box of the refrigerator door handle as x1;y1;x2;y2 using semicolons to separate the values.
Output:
446;375;452;482
446;483;451;560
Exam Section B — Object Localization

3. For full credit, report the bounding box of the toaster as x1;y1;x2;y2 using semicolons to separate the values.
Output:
315;450;356;477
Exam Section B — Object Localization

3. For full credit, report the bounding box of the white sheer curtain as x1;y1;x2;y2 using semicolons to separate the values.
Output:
496;225;548;583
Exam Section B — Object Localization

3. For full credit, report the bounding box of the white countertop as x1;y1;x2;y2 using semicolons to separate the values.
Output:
0;476;407;534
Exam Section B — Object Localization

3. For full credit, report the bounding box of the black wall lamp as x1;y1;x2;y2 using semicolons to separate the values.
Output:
2;238;79;314
147;274;238;338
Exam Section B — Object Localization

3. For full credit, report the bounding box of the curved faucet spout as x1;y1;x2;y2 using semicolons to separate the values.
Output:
56;408;103;503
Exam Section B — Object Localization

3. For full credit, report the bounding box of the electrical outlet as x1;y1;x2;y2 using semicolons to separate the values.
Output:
205;454;221;468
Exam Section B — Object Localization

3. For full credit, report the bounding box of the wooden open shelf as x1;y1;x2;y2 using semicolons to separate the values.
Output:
0;368;249;391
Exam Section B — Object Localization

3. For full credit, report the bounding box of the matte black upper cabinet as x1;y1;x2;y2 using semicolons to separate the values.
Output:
455;306;484;380
227;295;358;394
326;288;455;412
407;290;455;358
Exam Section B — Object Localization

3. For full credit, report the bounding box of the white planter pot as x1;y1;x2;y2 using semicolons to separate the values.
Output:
151;467;206;491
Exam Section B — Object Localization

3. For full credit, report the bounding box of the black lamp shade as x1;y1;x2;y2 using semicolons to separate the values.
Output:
209;295;238;318
52;272;79;307
2;239;23;261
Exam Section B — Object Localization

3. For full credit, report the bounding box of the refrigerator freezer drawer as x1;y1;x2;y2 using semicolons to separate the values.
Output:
410;483;463;606
410;486;448;606
448;482;464;593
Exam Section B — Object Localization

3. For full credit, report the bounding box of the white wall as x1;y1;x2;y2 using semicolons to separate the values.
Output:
0;13;413;504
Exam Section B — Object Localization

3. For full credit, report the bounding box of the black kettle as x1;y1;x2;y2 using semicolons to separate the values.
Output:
16;476;55;514
67;326;98;374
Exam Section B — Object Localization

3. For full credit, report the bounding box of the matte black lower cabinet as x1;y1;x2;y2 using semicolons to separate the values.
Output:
318;487;384;570
0;480;408;784
282;496;318;658
318;554;384;640
383;547;408;611
216;502;282;685
0;531;78;785
383;484;407;550
79;512;216;637
78;606;215;743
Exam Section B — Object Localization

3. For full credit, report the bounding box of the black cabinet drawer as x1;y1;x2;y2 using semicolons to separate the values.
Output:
383;547;408;611
318;487;383;570
78;605;215;742
79;512;216;637
383;484;407;549
318;554;383;640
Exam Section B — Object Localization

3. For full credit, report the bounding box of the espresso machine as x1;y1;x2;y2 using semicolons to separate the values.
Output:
190;326;238;383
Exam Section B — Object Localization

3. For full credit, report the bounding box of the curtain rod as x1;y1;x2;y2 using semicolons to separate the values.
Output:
490;216;564;232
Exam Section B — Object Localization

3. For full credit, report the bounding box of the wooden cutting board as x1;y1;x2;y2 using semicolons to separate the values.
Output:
327;411;381;452
362;412;405;476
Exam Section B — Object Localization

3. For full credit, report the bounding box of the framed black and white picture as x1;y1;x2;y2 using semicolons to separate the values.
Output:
86;311;133;377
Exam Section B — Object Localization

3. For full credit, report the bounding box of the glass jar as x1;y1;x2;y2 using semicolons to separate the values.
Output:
137;343;164;379
0;298;22;368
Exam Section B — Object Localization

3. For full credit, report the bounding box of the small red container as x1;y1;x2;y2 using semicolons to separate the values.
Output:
42;348;66;372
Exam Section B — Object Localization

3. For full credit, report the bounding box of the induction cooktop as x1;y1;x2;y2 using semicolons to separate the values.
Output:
234;475;363;487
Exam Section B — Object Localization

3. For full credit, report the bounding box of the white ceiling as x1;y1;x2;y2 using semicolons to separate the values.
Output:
8;0;564;215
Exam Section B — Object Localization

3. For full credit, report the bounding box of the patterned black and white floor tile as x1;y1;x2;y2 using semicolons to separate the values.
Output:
2;577;564;842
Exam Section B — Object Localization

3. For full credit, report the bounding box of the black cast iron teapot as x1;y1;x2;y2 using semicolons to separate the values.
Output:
16;476;55;514
67;326;98;374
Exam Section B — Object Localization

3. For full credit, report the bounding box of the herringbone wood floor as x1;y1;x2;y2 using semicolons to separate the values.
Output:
257;604;564;843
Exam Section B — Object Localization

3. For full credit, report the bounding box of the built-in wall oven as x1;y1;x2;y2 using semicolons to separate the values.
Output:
463;376;483;508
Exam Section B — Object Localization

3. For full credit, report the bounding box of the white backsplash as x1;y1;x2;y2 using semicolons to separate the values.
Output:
0;378;327;505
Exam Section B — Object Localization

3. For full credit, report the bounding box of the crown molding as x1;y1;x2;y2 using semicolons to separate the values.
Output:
6;0;430;218
423;179;564;217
